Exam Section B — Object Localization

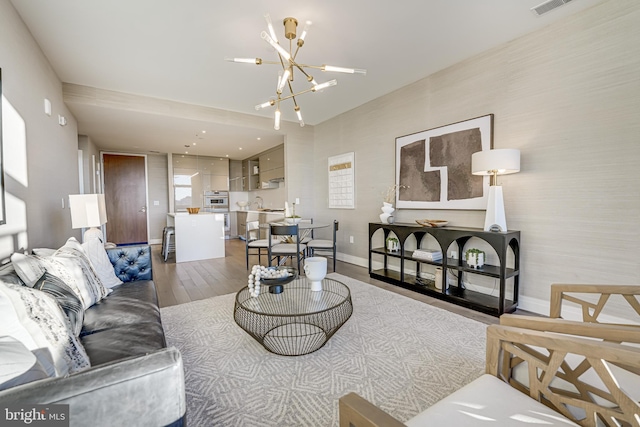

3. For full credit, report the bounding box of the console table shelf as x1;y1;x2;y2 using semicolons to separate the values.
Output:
369;223;520;316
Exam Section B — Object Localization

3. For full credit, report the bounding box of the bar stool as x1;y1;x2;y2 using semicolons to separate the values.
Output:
162;226;175;262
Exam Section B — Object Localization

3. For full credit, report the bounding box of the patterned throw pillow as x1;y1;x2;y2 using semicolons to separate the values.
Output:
81;238;123;289
38;237;111;309
0;279;90;377
33;272;84;337
10;252;46;287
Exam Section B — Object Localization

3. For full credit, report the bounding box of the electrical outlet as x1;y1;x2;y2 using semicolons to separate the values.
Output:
349;236;354;243
295;198;300;204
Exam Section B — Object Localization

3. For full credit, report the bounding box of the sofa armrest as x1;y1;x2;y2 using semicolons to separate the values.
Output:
106;244;153;282
339;393;406;427
0;347;185;427
549;283;640;323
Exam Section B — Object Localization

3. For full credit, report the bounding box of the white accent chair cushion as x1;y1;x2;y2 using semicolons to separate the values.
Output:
406;374;579;426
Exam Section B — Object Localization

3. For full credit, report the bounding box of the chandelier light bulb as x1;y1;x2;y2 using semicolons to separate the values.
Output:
225;57;261;65
323;65;367;75
295;106;304;127
255;100;275;110
274;109;281;130
261;31;291;61
277;69;290;94
313;79;338;92
299;21;312;41
264;14;279;43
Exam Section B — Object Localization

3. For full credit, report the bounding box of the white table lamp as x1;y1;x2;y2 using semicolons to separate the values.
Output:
69;194;108;242
471;149;520;232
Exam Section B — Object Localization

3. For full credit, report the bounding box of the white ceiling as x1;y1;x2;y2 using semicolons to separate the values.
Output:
11;0;606;159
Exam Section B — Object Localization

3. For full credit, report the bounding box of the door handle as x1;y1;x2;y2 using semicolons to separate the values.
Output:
139;206;147;213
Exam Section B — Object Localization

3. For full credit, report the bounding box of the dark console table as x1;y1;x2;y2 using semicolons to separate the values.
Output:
369;222;520;316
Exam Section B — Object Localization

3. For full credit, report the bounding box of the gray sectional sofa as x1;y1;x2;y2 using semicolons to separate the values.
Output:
0;245;186;427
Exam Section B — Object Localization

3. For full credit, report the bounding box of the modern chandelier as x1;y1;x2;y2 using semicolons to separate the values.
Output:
225;14;366;130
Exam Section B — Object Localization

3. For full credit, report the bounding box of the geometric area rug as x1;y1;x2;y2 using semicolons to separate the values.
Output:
160;273;488;426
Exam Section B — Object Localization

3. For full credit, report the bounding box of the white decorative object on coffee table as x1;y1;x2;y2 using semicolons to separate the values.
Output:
304;257;327;291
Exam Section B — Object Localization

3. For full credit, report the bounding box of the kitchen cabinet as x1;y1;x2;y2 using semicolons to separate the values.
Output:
229;160;243;192
259;144;284;189
242;160;260;191
237;211;247;238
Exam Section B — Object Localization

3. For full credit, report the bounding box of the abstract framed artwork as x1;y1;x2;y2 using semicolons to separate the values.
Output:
395;114;493;210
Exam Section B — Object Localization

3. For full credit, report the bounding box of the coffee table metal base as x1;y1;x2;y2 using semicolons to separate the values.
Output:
234;278;353;356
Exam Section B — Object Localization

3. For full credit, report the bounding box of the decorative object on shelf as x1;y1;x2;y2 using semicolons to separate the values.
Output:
395;114;493;210
285;201;301;224
386;237;399;252
434;267;445;290
379;202;394;224
465;249;485;269
415;219;448;228
225;14;366;130
236;201;249;210
248;265;295;297
186;207;200;214
379;185;407;223
69;193;108;243
304;257;327;292
413;248;442;261
472;148;521;232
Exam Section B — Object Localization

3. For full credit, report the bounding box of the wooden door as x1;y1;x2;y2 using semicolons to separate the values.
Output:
103;154;148;245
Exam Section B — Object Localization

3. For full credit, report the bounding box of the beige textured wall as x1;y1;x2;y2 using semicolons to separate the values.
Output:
0;0;81;259
313;0;640;316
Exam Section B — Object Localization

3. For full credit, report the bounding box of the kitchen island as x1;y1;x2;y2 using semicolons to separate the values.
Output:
167;212;226;262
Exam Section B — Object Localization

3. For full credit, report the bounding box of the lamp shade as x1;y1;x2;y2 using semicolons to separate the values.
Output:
69;194;107;229
471;149;520;176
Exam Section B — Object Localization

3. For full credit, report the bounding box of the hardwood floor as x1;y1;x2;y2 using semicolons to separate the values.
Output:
152;238;519;325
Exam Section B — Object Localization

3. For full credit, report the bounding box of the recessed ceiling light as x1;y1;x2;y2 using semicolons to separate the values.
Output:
226;154;229;157
185;151;188;154
202;130;206;134
257;137;261;140
193;142;197;146
239;147;243;150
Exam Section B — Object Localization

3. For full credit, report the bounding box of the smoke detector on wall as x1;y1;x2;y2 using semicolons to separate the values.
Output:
531;0;574;16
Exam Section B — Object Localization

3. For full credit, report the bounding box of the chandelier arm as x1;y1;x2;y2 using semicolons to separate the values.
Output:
277;86;317;103
292;63;314;81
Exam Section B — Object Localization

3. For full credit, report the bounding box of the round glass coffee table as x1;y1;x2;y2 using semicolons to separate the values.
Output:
234;277;353;356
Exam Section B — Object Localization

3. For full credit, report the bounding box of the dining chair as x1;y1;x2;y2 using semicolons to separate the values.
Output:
307;220;339;272
267;224;307;272
245;221;277;269
298;218;314;245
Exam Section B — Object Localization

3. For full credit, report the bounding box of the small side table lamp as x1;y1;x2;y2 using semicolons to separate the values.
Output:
471;149;520;232
69;194;108;242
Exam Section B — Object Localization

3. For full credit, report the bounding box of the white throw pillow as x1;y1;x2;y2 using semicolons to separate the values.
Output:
81;238;123;289
10;252;46;287
38;237;111;309
0;280;90;377
0;336;48;390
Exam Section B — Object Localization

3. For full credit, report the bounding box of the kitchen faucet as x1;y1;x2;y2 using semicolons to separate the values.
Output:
254;196;264;210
